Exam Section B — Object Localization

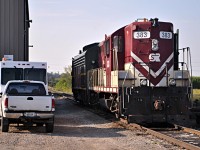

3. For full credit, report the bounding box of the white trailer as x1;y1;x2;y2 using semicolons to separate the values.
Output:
0;61;47;93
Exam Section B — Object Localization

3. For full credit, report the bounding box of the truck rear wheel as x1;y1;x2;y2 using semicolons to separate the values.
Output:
45;121;54;133
36;123;43;127
196;115;200;125
1;117;9;132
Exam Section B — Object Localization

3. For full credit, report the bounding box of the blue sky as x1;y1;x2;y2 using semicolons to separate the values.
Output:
29;0;200;75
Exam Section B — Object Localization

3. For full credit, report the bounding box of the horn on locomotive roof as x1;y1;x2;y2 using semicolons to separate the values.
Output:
150;18;159;27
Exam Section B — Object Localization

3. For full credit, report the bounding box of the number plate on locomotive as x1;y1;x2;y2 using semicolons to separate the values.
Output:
160;31;172;39
134;31;150;39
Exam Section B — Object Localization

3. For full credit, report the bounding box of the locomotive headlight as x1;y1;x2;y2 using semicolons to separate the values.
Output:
169;79;176;86
152;39;159;51
153;39;158;45
140;79;147;86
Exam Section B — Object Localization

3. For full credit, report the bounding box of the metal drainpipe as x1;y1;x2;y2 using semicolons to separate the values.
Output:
24;0;27;61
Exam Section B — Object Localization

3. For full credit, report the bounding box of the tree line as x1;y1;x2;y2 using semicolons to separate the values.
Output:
48;67;200;93
192;77;200;89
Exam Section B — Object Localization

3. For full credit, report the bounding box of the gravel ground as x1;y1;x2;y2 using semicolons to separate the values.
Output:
0;97;181;150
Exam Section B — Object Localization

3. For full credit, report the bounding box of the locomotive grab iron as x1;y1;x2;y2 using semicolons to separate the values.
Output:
72;18;193;124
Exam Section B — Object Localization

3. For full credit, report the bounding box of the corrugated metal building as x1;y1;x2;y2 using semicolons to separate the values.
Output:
0;0;30;61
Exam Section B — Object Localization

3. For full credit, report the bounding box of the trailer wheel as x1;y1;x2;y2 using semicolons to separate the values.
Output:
45;120;54;133
1;117;9;132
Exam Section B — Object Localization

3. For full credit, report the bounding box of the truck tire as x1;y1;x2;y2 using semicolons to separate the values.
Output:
36;123;43;127
1;117;9;132
45;122;54;133
196;116;200;125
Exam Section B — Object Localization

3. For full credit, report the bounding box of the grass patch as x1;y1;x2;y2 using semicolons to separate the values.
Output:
193;89;200;107
193;89;200;100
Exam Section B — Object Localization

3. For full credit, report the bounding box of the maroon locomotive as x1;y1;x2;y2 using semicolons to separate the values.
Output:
72;18;193;124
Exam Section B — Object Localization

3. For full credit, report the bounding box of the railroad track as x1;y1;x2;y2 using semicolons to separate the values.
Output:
158;125;200;149
52;92;73;98
121;122;200;150
59;93;200;150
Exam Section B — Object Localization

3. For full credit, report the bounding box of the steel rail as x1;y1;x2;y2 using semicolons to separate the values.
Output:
143;126;200;150
174;124;200;136
118;120;200;150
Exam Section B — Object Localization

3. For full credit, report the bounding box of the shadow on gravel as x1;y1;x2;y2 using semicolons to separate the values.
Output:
55;99;115;126
50;99;127;138
8;125;126;138
8;125;46;133
53;126;126;138
8;98;126;138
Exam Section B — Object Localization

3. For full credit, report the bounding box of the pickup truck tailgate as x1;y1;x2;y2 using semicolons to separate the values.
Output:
7;96;52;111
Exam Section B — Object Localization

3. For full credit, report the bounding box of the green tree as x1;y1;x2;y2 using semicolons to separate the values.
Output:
55;65;72;93
192;76;200;89
48;72;60;87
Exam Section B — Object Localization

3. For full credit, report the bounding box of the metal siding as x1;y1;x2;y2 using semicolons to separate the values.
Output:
18;0;25;61
0;0;29;61
10;0;15;58
0;0;4;53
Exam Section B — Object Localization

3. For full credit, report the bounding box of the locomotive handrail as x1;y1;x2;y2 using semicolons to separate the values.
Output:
185;47;193;100
122;63;133;88
165;63;169;86
178;47;192;83
177;47;193;101
122;63;132;109
176;62;191;79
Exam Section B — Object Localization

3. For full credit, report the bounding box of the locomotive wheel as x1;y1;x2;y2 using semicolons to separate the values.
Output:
115;113;120;119
89;92;99;105
114;102;120;119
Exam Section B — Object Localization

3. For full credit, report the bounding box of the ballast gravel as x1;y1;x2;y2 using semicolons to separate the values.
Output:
0;97;181;150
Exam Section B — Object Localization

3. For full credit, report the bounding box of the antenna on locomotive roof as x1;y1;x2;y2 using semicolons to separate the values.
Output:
105;34;107;39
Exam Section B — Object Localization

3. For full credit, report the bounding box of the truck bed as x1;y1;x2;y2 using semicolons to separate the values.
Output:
7;96;52;112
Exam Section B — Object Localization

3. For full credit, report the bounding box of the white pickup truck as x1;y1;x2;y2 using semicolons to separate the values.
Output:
0;80;55;133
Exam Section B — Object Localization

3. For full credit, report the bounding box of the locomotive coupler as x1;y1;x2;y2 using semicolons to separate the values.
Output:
154;100;165;111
